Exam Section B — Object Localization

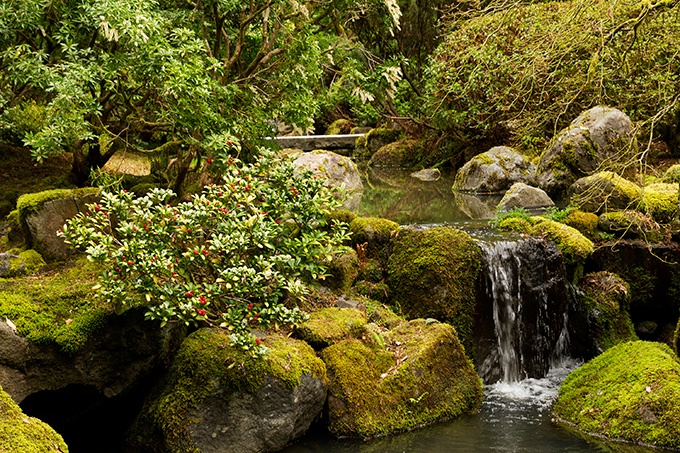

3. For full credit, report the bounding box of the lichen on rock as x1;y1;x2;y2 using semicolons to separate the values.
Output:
553;341;680;449
322;319;483;438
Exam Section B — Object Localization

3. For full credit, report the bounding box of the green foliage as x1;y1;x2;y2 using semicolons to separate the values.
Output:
543;206;575;223
491;206;532;227
554;341;680;449
0;385;69;453
59;151;350;352
426;0;680;149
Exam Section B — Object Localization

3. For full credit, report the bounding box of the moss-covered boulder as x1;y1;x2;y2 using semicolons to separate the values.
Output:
293;307;367;350
662;164;680;184
562;210;599;240
642;183;679;224
0;385;68;453
578;272;637;354
132;329;327;453
326;119;356;135
569;171;642;214
387;227;482;355
16;188;99;261
537;107;636;197
597;210;663;241
354;128;401;160
354;280;390;304
453;146;536;193
499;216;593;272
322;319;483;438
324;248;360;293
349;216;399;263
553;341;680;449
368;139;420;168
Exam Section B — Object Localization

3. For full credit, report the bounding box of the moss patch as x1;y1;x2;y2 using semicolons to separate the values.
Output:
0;259;112;354
16;188;99;224
293;307;367;349
662;164;680;184
387;227;482;356
597;210;663;241
554;341;680;449
350;216;399;263
140;329;325;452
562;210;599;240
0;385;69;453
580;272;637;352
642;183;679;224
368;140;419;168
322;319;483;438
324;248;360;293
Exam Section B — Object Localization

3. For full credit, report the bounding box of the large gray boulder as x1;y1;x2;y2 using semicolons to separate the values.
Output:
537;106;636;197
292;150;363;210
497;182;554;211
568;171;642;214
131;330;327;453
16;188;99;261
453;146;536;193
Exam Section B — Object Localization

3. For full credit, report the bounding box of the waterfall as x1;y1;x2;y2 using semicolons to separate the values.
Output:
476;238;573;384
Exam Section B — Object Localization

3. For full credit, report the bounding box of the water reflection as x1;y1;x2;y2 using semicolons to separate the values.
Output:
283;360;664;453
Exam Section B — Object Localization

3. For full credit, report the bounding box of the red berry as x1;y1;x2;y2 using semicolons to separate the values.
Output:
255;338;261;345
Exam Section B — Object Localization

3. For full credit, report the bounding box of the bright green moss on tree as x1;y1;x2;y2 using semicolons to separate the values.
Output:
0;259;111;354
138;329;326;452
294;307;368;349
322;319;483;438
387;227;481;356
0;385;69;453
554;341;680;449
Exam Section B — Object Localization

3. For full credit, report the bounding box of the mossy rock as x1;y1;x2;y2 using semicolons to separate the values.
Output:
562;210;599;240
354;280;390;304
0;259;110;355
349;216;399;263
598;210;663;241
498;216;593;269
662;164;680;184
326;119;356;135
453;146;537;193
365;303;403;329
674;319;680;357
16;188;99;224
642;183;679;224
368;139;420;168
553;341;680;449
0;250;46;278
293;307;367;349
322;319;483;438
358;259;383;283
0;385;69;453
325;209;358;227
134;329;327;453
569;171;642;214
579;272;637;353
324;248;360;293
387;227;482;356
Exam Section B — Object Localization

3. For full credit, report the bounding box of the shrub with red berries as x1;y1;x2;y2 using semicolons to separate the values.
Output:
59;149;350;354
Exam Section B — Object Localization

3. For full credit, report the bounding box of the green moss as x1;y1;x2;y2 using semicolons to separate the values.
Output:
358;259;383;283
325;209;358;226
0;385;69;452
387;227;482;357
364;302;403;329
0;259;112;354
16;188;99;223
674;319;680;357
562;210;599;240
642;183;679;223
322;319;483;438
142;329;325;452
368;139;419;168
294;307;367;349
4;250;46;277
326;119;355;135
580;272;637;352
570;171;642;214
354;280;390;303
598;210;664;241
350;216;399;262
324;248;360;293
554;341;680;449
662;165;680;184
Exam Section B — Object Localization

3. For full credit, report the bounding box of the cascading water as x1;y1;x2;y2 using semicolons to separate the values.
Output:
476;237;573;384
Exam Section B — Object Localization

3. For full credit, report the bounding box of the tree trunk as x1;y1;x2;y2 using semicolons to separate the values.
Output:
70;139;106;186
